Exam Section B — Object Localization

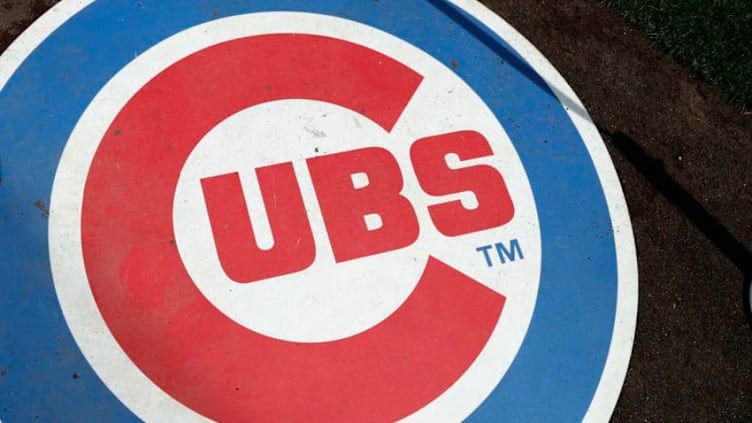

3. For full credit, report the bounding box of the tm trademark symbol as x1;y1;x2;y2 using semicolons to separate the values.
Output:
476;239;524;267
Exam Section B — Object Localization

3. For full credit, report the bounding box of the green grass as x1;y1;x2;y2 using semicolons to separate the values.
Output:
603;0;752;112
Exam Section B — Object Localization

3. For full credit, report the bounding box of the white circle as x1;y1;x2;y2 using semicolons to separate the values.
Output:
174;100;427;342
173;73;540;343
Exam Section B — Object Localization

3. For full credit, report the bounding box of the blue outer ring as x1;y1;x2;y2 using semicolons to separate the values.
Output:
0;1;617;421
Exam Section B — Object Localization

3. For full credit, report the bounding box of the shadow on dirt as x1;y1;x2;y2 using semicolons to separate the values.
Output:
598;126;752;328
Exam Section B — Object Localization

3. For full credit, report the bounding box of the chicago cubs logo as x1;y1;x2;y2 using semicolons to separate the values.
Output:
0;2;637;422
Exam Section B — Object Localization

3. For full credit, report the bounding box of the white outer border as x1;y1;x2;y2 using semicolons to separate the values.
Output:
443;2;638;421
0;1;638;422
0;0;95;91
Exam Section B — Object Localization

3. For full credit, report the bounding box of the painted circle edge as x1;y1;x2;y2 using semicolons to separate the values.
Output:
0;1;639;422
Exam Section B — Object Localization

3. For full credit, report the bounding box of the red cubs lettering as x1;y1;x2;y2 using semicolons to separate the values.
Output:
410;130;514;237
307;147;420;263
201;133;514;279
200;163;316;282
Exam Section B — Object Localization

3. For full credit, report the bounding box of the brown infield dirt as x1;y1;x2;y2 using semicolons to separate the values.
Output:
2;0;751;421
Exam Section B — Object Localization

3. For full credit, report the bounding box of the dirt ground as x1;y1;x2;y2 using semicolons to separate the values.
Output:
2;0;751;421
